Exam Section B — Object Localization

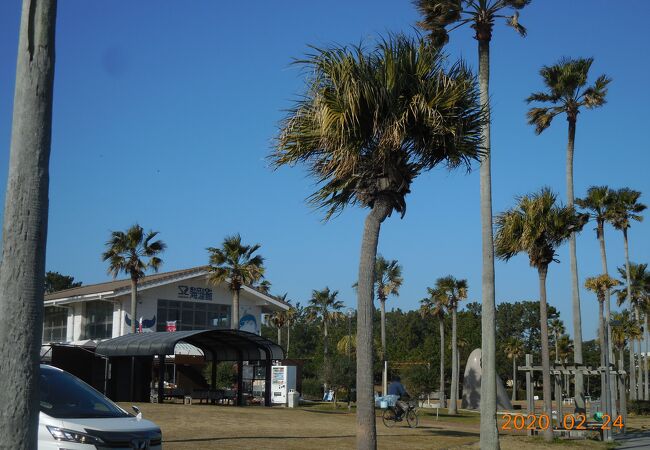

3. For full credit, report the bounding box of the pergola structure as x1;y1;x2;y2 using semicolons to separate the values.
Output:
95;329;284;407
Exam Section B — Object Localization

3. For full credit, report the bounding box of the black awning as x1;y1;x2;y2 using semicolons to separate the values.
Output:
95;329;284;361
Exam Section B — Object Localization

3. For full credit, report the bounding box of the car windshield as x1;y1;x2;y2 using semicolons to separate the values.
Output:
39;366;130;419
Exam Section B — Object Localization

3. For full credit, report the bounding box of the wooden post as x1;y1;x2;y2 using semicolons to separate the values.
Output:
525;354;534;415
554;370;562;427
158;355;165;404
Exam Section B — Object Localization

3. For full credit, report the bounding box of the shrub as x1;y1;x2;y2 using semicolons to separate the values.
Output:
629;400;650;415
301;377;323;400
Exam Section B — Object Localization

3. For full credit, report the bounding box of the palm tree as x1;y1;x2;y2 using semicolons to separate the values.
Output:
207;234;265;330
495;188;585;441
271;35;484;450
374;255;403;395
432;276;467;414
549;319;565;363
503;337;524;402
616;262;650;400
527;58;611;413
256;280;272;295
285;304;297;358
308;287;344;391
0;1;57;446
102;224;166;333
420;288;448;408
576;187;616;360
269;311;286;346
612;309;638;422
414;3;531;444
585;273;619;429
609;188;646;399
585;275;620;366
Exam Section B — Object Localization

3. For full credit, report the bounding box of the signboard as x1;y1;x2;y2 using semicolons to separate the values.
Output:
166;321;177;332
177;285;212;301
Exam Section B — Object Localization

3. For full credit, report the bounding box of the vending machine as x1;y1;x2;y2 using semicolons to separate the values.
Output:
271;365;297;404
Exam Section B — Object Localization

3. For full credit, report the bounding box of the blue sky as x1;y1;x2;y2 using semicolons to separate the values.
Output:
1;0;648;341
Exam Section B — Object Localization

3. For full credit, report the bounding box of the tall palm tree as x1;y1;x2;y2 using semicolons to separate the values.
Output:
374;255;403;395
609;188;646;399
576;186;615;361
495;188;585;441
0;1;57;446
102;224;166;333
308;287;344;391
549;319;565;363
414;3;531;444
527;58;611;413
271;35;484;450
432;275;467;414
207;234;265;330
615;262;650;401
420;290;448;408
503;337;524;402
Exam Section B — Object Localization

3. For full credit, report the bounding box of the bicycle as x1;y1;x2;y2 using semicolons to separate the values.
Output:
382;400;418;428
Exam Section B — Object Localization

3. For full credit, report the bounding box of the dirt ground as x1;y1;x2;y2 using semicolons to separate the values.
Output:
121;402;648;449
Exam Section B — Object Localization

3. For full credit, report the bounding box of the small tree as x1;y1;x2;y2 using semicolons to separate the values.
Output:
44;271;82;294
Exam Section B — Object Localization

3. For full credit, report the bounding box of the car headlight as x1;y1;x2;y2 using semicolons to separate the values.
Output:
46;426;105;445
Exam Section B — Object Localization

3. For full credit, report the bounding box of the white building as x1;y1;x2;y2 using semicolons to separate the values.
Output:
42;266;288;343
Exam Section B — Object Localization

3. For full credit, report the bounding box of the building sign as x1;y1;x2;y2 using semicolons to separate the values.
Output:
166;321;177;332
177;285;212;301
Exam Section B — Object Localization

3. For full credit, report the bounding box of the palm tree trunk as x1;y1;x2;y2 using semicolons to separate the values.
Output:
277;327;282;346
622;228;637;400
512;356;517;403
634;305;643;400
477;34;500;450
0;1;56;447
450;307;458;414
598;301;605;367
356;199;391;450
231;289;240;329
287;325;291;358
380;298;387;396
323;319;329;392
439;317;446;408
629;342;636;401
643;312;650;400
619;348;627;433
555;333;560;363
597;223;614;364
538;266;553;442
567;116;586;413
130;276;138;333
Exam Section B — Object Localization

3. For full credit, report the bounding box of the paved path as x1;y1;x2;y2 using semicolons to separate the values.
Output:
615;430;650;449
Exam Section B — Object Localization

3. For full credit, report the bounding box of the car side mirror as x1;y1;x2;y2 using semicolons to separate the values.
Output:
132;405;142;420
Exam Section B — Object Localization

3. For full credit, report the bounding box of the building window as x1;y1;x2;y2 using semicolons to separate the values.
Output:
83;301;113;340
156;300;230;331
43;307;68;342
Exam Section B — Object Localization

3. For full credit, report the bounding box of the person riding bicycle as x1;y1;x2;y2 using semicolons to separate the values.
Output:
387;375;410;418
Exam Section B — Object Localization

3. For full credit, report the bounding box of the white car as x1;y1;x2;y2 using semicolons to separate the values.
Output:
39;364;162;449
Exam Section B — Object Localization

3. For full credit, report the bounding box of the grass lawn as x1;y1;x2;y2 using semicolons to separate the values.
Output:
121;402;645;449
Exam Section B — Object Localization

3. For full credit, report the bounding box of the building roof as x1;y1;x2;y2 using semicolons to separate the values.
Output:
44;266;290;310
95;329;284;361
